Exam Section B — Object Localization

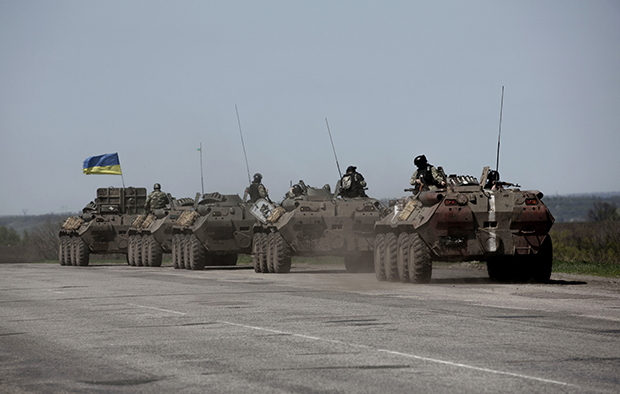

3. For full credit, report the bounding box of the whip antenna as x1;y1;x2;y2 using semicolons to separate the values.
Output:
235;104;252;184
496;86;504;172
325;118;342;178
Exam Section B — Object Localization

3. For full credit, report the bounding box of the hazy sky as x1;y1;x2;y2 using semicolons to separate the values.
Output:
1;1;619;216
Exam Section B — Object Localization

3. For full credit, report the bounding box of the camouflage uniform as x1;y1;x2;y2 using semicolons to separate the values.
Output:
144;190;168;212
410;165;445;191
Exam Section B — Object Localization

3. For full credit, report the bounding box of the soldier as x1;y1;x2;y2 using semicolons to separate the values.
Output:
484;170;500;190
339;166;368;198
245;173;269;203
144;183;168;212
284;183;304;200
410;155;446;191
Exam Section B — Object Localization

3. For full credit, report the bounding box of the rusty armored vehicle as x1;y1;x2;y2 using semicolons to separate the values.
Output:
251;181;388;274
58;187;146;266
171;192;256;270
126;194;199;267
373;167;555;284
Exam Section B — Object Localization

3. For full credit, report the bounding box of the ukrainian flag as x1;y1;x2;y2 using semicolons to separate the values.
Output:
83;153;122;175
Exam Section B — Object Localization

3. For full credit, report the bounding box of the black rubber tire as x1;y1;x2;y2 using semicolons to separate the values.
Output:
75;237;90;267
58;236;68;266
146;236;163;267
396;233;411;283
252;233;265;273
273;233;292;273
135;235;144;267
265;233;275;273
530;236;553;283
409;233;432;283
189;234;206;270
384;232;399;282
183;235;192;270
68;236;76;266
374;234;386;281
172;234;180;269
127;235;135;266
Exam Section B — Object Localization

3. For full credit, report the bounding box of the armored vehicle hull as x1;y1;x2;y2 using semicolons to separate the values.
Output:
127;196;198;267
252;184;387;274
374;170;554;283
58;187;146;266
171;193;255;270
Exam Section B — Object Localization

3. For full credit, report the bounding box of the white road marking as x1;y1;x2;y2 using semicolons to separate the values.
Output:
128;303;187;315
218;320;576;388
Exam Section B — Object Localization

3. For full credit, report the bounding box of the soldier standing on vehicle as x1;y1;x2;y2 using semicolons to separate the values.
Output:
245;173;269;203
144;183;168;213
339;166;368;198
410;155;446;191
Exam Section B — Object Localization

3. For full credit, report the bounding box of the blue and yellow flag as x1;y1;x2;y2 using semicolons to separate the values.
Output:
83;153;122;175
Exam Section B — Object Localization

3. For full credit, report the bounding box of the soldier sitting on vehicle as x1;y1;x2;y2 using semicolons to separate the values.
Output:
284;183;305;200
410;155;446;191
339;166;368;198
484;170;500;190
244;173;269;203
144;183;168;213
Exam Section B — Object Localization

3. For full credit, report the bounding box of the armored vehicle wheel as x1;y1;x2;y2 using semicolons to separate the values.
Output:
58;236;69;266
384;233;399;282
146;236;163;267
396;233;411;283
265;233;276;273
189;235;206;270
374;234;386;281
75;237;90;266
178;235;187;269
127;235;135;266
172;235;180;269
530;236;553;283
252;233;266;273
409;233;431;283
259;234;270;273
135;235;144;266
67;236;76;266
183;235;193;270
273;233;292;273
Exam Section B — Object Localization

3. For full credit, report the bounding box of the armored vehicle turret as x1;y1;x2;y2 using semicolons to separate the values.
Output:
126;194;199;267
58;187;146;266
374;167;555;283
171;192;256;270
251;181;387;274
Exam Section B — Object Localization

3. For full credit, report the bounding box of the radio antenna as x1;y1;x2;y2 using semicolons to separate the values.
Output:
325;118;342;178
496;86;504;172
235;104;252;184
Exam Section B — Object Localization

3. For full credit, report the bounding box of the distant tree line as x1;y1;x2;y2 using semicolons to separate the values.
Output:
0;218;64;261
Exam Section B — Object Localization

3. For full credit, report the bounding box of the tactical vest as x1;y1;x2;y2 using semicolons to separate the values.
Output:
419;165;439;187
248;183;262;203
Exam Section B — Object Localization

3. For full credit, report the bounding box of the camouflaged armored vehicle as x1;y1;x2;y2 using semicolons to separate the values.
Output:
374;167;554;284
171;192;256;270
58;187;146;266
251;181;387;274
126;194;199;267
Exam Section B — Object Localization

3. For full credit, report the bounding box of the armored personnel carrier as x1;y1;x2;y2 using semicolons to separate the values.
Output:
126;195;199;267
58;187;146;266
171;192;255;270
373;167;554;283
251;181;388;274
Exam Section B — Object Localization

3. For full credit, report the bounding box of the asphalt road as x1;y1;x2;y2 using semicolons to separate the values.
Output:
1;262;619;393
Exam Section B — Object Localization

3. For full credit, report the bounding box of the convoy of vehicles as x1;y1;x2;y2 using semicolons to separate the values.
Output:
58;169;555;284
